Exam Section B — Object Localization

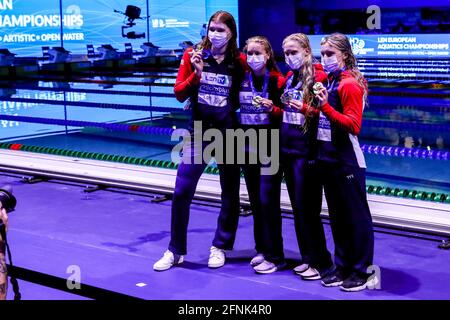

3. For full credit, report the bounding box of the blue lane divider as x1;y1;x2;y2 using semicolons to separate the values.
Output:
35;76;175;87
369;88;450;99
366;79;450;86
360;67;450;75
4;98;448;130
94;74;178;79
78;69;178;76
361;144;448;160
363;72;450;80
0;114;175;135
1;113;447;160
358;57;450;62
0;97;181;113
366;106;449;116
363;119;450;132
0;83;175;98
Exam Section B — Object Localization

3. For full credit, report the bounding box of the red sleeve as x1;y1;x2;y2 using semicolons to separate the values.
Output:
320;78;364;135
173;48;201;102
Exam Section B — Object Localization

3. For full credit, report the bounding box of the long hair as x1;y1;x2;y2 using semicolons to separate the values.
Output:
243;36;280;73
200;11;239;61
282;33;315;119
320;33;368;104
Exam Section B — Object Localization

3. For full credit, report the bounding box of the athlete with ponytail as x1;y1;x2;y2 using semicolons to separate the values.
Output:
311;33;375;292
238;36;284;271
254;33;333;276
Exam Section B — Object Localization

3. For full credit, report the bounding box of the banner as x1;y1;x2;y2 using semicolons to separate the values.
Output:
0;0;240;56
0;0;67;55
309;34;450;59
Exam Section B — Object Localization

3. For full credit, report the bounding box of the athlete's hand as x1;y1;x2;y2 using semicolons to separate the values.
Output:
189;50;204;77
316;88;328;107
260;98;274;111
288;99;303;111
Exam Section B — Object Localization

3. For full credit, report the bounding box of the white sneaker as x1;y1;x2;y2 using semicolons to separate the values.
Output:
254;260;287;274
293;263;310;275
208;246;225;268
153;250;184;271
250;253;265;267
300;266;321;280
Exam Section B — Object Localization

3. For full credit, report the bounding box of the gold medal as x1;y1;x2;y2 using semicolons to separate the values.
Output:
252;95;263;107
194;44;211;59
313;82;325;95
195;45;203;53
281;91;293;104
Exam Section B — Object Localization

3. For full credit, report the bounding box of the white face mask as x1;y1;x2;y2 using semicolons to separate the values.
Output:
208;31;230;49
322;55;340;73
285;53;304;70
247;54;266;72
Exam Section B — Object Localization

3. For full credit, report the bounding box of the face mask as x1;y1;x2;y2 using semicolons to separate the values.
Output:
247;54;266;72
285;53;303;70
208;31;230;49
322;55;340;73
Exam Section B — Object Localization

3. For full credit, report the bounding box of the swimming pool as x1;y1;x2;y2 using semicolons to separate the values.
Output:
0;62;449;233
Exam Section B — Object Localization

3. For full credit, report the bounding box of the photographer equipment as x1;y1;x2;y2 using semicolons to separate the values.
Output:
0;185;21;300
114;5;148;39
0;186;16;213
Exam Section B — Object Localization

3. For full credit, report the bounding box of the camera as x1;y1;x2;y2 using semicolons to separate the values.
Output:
0;184;20;301
115;5;146;39
0;185;16;215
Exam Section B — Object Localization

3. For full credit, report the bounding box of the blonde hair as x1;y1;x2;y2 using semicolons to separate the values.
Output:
244;36;280;73
282;33;315;121
320;33;368;103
